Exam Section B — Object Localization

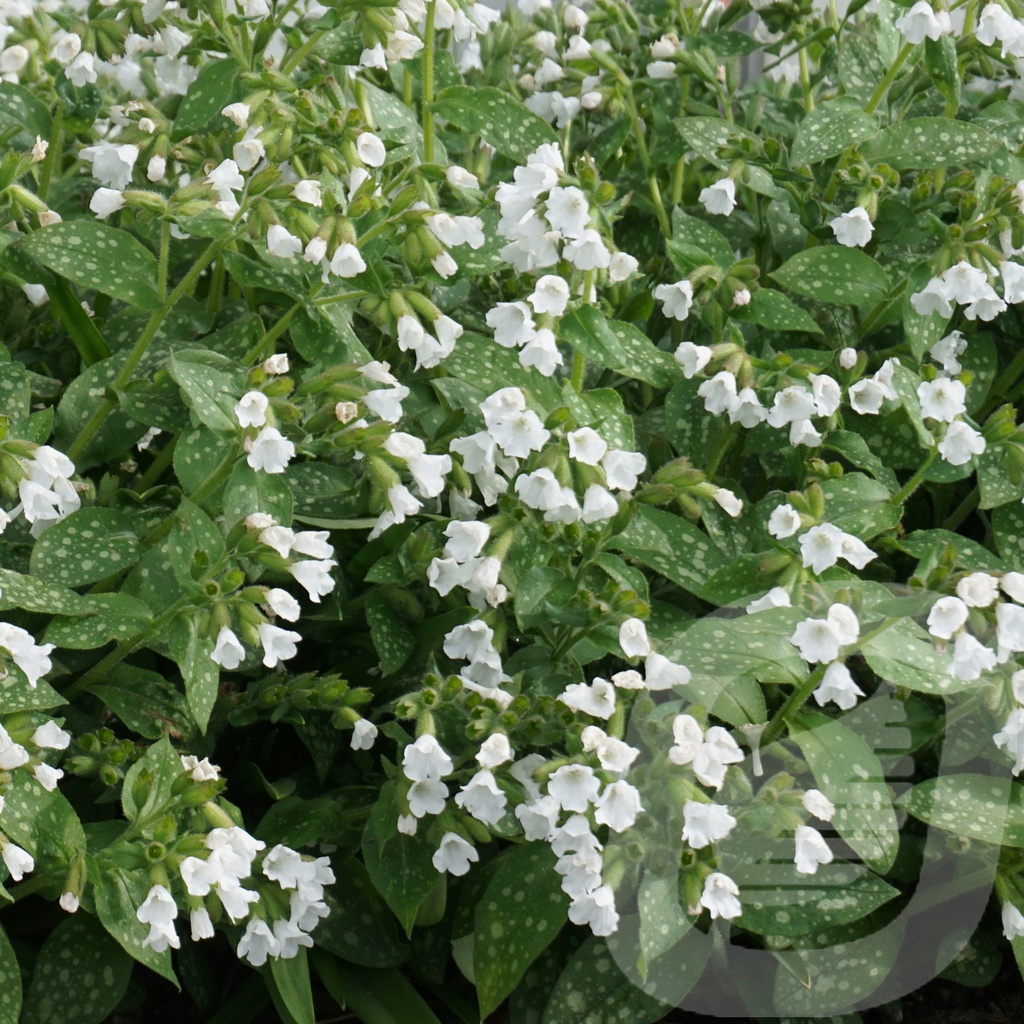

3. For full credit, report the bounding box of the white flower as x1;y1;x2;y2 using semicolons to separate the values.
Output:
581;484;618;523
895;1;953;43
567;428;608;466
700;872;742;919
767;386;817;427
840;347;858;370
791;613;850;664
798;523;844;574
477;734;513;768
747;587;792;614
998;602;1024;652
644;652;690;690
674;342;712;378
81;142;139;189
32;721;70;750
829;207;873;247
292;179;322;206
559;678;617;719
729;387;768;427
455;769;507;824
951;630;997;681
431;832;479;876
288;560;336;603
795;825;834;874
994;708;1024;774
66;51;97;87
699;178;737;216
137;884;180;952
692;727;744;789
927;595;969;639
548;764;602;811
768;503;801;539
1;841;33;882
237;918;279;966
812;661;865;710
602;449;646;491
1004;902;1024;940
90;188;125;218
910;276;955;318
181;755;220;782
938;421;986;466
1003;573;1024;604
545;186;590;239
802;789;835;821
264;588;301;622
211;626;246;669
698;371;738;414
528;274;571;316
356;132;386;167
246;427;295;474
330;243;367;278
712;488;743;517
257;623;301;667
563;229;611;270
1003;261;1024;303
446;165;479;188
51;33;82;65
222;102;250;127
267;225;302;259
918;378;966;422
668;714;704;766
234;391;269;428
519;329;563;376
402;734;453;782
594;780;643;832
654;280;694;321
60;892;80;914
408;778;448;817
681;801;736;849
486;302;535;348
956;572;1000;608
619;618;650;658
931;331;967;375
351;719;378;750
608;252;639;282
810;374;842;417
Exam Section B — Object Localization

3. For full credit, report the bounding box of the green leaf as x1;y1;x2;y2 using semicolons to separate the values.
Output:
361;784;441;935
223;461;294;526
791;713;900;873
0;662;64;714
603;320;678;387
993;501;1024;562
819;473;899;538
861;618;965;695
0;925;20;1024
611;506;728;595
822;432;899;492
0;772;85;867
291;304;371;366
0;568;87;615
266;949;315;1024
93;862;177;986
637;871;692;963
316;857;410;968
29;507;140;587
432;86;557;162
732;838;899;938
560;306;627;371
173;424;234;494
169;349;246;434
771;247;891;307
732;288;823;334
475;844;569;1018
22;915;132;1024
172;58;244;139
87;664;195;740
169;614;219;733
366;592;416;675
674;116;757;170
862;117;1001;169
120;736;185;827
45;593;151;650
924;36;960;111
0;359;30;422
790;99;878;165
899;773;1024;846
17;223;160;309
671;210;733;268
312;954;444;1024
168;498;226;584
560;385;634;451
0;81;50;144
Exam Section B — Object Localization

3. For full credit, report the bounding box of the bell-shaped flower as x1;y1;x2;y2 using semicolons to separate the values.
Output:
594;780;642;832
700;872;742;919
548;763;601;812
402;735;453;782
681;801;736;849
794;825;834;875
431;832;479;876
455;769;507;824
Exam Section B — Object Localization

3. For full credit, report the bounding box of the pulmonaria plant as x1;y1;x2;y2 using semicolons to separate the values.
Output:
4;0;1024;1020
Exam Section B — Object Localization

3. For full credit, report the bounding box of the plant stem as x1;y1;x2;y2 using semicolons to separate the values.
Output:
135;434;178;494
942;485;979;532
704;422;737;479
68;238;227;464
38;106;62;205
620;81;672;237
761;665;826;747
65;598;192;698
422;0;438;163
865;43;914;115
571;350;586;394
157;220;171;303
891;450;937;505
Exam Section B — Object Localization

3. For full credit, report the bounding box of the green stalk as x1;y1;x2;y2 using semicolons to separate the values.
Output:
890;450;937;505
760;665;826;747
68;238;227;463
865;43;914;115
37;106;62;205
157;220;171;303
422;0;438;163
570;350;586;394
620;81;672;237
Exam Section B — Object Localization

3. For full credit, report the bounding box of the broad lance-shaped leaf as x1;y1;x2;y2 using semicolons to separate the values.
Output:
21;915;131;1024
432;86;557;162
169;349;247;434
559;305;626;371
771;247;890;307
731;288;823;334
44;593;151;651
790;712;899;874
474;844;569;1018
790;98;878;165
0;926;19;1024
16;222;161;309
899;774;1024;846
861;117;1000;169
29;507;140;588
